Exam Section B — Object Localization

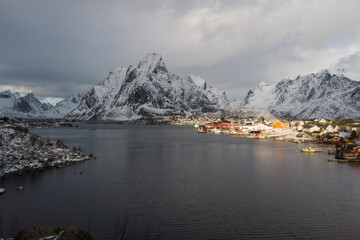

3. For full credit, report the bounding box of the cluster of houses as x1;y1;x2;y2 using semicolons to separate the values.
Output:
196;118;360;144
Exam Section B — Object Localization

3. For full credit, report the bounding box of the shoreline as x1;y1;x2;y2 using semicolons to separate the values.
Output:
0;126;93;179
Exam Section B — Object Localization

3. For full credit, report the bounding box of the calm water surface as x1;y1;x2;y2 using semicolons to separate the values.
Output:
1;124;360;239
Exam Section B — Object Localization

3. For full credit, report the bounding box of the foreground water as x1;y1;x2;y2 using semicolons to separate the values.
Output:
1;124;360;239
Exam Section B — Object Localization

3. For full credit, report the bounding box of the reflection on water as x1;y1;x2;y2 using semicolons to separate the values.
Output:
0;124;360;239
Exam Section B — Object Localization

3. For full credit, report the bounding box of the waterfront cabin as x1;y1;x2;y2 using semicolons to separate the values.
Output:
249;131;262;137
218;121;232;128
335;144;360;160
272;120;289;129
196;125;207;133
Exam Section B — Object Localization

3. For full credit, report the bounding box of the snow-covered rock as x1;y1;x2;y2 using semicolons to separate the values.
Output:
66;53;229;120
0;90;20;110
0;92;52;119
47;94;83;118
229;98;244;109
242;70;360;119
0;91;82;119
0;126;92;177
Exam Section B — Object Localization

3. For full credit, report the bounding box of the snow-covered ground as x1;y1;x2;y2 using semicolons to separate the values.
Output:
0;126;92;177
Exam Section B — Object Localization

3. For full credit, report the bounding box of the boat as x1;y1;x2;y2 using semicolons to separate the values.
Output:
196;125;207;133
230;130;237;135
213;128;222;134
0;188;5;195
301;147;321;153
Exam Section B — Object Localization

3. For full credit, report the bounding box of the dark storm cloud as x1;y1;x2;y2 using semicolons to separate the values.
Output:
1;0;360;99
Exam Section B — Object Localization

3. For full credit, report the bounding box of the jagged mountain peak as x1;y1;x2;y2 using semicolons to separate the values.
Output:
0;90;20;99
67;53;229;120
1;90;12;95
0;91;83;119
22;92;37;100
258;81;268;87
12;92;52;114
137;53;167;73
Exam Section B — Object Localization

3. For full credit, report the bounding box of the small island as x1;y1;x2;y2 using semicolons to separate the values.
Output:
0;125;93;178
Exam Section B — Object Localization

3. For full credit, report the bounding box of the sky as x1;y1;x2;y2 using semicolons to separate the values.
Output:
1;0;360;102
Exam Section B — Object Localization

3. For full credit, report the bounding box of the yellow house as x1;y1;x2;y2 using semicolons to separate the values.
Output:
272;120;289;129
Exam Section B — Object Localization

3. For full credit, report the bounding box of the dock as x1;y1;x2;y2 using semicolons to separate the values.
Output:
328;159;360;163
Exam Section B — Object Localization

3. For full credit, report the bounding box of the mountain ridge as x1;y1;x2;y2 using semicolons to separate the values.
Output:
0;90;82;119
66;53;229;120
241;70;360;119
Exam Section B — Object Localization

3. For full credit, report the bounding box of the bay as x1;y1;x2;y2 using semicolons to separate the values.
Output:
1;124;360;239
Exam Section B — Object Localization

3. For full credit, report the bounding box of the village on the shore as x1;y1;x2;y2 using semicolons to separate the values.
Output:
0;113;360;186
188;116;360;160
150;113;360;161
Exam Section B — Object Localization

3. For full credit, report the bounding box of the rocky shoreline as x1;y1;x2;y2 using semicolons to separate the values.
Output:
0;126;93;178
15;226;93;240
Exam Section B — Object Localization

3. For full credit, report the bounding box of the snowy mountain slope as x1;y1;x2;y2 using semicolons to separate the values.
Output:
229;98;244;109
47;94;83;118
1;93;53;118
242;70;360;119
0;90;20;110
0;90;82;119
67;53;229;120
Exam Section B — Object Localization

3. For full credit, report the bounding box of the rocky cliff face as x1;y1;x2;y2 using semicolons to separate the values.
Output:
67;53;229;120
241;70;360;119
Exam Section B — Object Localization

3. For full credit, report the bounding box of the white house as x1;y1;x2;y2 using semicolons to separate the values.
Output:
310;125;321;133
303;125;321;133
253;124;273;131
319;119;328;124
291;120;304;127
325;124;339;133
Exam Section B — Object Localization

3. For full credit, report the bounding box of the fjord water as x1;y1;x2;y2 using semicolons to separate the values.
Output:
1;125;360;239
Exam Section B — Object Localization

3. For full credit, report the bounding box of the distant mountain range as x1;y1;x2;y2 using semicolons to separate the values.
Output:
66;53;229;120
1;54;359;120
0;91;82;119
239;70;360;119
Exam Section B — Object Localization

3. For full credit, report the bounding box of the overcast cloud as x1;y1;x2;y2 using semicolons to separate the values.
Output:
1;0;360;100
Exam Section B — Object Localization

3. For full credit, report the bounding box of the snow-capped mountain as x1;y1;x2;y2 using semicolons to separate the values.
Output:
67;53;229;120
47;94;83;118
229;98;244;109
0;90;21;110
0;92;50;118
242;70;360;119
0;90;82;119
